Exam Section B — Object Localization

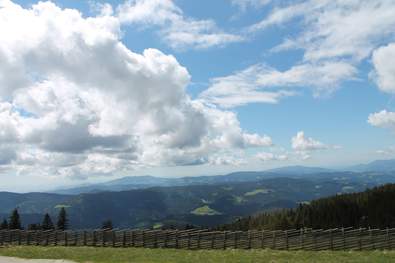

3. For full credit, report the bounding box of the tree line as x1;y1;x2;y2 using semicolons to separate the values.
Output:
0;207;68;231
217;183;395;231
0;207;116;231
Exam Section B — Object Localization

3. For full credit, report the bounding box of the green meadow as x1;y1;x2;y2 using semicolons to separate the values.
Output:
1;246;395;263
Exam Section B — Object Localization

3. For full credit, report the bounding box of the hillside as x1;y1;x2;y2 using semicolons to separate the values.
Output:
219;183;395;231
53;162;395;195
348;159;395;173
0;176;373;229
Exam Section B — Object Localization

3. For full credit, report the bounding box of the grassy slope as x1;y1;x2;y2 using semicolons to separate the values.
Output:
1;247;395;263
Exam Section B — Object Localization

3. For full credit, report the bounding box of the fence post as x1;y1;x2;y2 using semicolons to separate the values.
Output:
26;231;30;246
83;231;86;246
131;231;135;247
272;231;276;250
211;232;215;249
17;230;21;246
248;231;252;249
234;232;238;249
187;232;191;249
45;231;49;246
155;231;159;249
142;230;145;248
65;231;68;247
175;230;179;249
0;230;3;246
359;228;362;251
112;231;116;247
122;231;126;248
36;231;39;246
164;231;168;248
313;231;317;251
342;228;345;250
102;230;106;247
197;232;201;249
93;231;96;246
387;228;391;250
223;231;227;250
261;230;265;249
285;230;289;250
330;229;334;250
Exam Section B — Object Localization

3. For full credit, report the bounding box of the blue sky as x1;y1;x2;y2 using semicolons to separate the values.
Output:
1;0;395;191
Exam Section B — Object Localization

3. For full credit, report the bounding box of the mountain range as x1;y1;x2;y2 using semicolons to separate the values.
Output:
1;159;395;230
53;159;395;195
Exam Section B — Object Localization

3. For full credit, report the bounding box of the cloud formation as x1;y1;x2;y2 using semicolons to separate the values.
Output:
255;151;287;162
368;110;395;131
291;131;328;152
200;61;356;107
0;0;271;179
203;0;395;108
117;0;244;49
230;0;271;11
372;43;395;93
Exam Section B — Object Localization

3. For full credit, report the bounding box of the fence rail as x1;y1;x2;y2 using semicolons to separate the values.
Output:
1;228;395;250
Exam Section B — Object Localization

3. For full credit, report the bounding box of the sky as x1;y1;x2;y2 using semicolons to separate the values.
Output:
1;0;395;192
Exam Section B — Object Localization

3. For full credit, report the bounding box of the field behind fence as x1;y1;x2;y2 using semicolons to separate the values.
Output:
1;227;395;251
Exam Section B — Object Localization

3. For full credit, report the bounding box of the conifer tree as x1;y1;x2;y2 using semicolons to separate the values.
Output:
9;209;22;230
0;219;8;230
42;213;54;230
56;207;68;230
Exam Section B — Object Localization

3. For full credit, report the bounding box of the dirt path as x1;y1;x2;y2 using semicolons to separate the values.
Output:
0;256;77;263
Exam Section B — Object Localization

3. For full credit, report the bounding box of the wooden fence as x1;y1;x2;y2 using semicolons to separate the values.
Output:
1;227;395;250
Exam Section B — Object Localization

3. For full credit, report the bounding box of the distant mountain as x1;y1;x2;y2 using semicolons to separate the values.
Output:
53;172;281;195
348;159;395;172
54;176;175;195
266;165;335;175
0;176;374;229
53;162;395;195
53;167;337;195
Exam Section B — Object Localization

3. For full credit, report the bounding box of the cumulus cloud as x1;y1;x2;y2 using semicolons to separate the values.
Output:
0;1;271;178
291;131;328;152
368;110;395;131
291;131;339;160
117;0;244;49
371;43;395;93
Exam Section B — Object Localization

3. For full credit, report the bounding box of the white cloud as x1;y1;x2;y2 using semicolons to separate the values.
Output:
232;0;395;105
199;61;355;108
117;0;244;50
251;0;395;62
291;131;328;152
371;43;395;93
376;146;395;155
291;131;341;160
230;0;271;11
368;110;395;131
255;151;287;162
0;1;272;178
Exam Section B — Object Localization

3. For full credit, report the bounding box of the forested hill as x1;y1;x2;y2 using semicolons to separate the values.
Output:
219;183;395;231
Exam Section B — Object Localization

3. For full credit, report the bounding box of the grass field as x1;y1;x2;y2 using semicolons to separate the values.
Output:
1;247;395;263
